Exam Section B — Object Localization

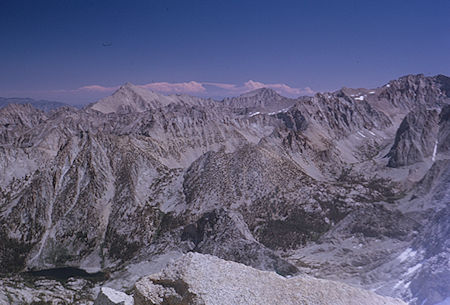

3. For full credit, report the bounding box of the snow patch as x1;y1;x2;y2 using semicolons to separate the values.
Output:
393;280;411;290
432;140;438;162
355;96;365;101
394;280;404;289
368;91;375;94
268;107;291;115
406;263;422;275
357;131;367;138
367;130;376;136
249;112;260;117
397;248;417;262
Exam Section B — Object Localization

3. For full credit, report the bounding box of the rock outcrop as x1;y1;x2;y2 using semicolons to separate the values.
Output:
438;105;450;154
386;108;440;167
94;287;133;305
134;252;407;305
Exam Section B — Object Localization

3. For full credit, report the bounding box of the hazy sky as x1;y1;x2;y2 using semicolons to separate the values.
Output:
1;0;449;104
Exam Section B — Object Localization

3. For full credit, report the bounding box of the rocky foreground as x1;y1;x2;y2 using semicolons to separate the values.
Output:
94;252;406;305
134;253;407;305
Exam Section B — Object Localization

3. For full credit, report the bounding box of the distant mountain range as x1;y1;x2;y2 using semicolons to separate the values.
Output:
0;97;82;111
0;74;449;305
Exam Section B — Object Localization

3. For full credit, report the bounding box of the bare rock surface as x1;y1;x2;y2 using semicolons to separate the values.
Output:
134;252;407;305
0;275;95;304
94;287;133;305
386;108;439;167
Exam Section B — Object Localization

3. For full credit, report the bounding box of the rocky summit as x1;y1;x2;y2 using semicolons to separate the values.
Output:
0;74;449;305
134;252;407;305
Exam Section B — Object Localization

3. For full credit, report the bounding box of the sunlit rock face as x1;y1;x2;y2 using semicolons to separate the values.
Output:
94;287;133;305
134;252;407;305
1;74;449;305
386;108;439;167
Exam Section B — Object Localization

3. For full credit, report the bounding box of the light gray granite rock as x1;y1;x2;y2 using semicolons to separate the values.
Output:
134;252;407;305
94;287;133;305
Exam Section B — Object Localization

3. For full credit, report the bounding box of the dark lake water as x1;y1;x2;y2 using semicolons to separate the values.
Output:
25;267;107;281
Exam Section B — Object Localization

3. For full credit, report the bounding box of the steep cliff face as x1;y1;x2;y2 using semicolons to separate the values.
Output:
1;74;449;305
386;108;440;167
438;105;450;154
386;102;449;169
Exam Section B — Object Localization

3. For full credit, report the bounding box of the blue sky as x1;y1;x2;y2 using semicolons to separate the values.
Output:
1;0;449;104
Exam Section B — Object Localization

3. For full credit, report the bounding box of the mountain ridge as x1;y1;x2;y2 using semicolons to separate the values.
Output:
0;73;449;305
0;97;76;112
